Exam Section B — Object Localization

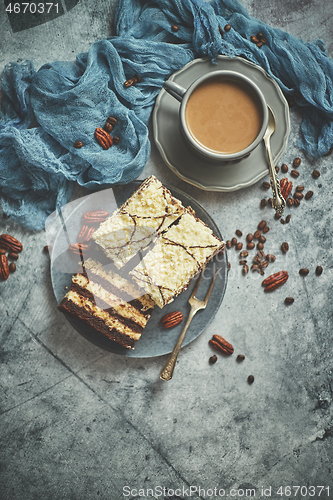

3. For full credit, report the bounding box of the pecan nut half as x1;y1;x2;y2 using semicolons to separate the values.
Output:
160;311;183;329
82;210;109;224
68;243;90;256
0;234;23;253
0;254;10;280
209;334;234;355
262;270;289;292
95;127;113;150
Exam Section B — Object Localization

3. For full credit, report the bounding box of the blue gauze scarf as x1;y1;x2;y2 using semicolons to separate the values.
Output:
1;0;333;230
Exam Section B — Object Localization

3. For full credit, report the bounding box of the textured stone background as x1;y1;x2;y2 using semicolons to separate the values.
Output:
0;1;332;500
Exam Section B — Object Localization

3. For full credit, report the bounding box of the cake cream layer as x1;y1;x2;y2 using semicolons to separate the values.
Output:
130;208;224;308
58;258;155;349
92;176;185;268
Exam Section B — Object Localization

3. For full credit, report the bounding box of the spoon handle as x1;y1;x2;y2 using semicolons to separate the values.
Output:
264;136;286;216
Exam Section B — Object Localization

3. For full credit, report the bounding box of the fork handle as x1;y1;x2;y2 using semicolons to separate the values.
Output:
160;307;198;381
264;136;286;216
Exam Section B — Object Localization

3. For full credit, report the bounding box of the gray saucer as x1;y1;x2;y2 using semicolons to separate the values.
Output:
153;56;290;191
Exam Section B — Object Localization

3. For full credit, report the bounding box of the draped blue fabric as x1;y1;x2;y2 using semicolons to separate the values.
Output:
1;0;333;229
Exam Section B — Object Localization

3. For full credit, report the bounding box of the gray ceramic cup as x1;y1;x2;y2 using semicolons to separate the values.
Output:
163;70;268;163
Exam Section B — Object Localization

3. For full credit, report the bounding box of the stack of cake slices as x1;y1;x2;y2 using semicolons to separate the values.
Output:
59;176;224;349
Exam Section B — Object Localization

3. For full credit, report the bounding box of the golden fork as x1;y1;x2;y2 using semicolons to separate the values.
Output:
160;267;219;381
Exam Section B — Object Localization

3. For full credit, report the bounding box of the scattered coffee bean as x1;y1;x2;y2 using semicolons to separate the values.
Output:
224;24;231;32
9;262;16;273
260;199;267;208
280;218;285;224
113;136;120;144
294;198;300;206
258;220;267;230
257;242;264;251
315;266;323;276
286;198;293;207
254;230;261;239
235;229;243;237
262;181;270;189
299;268;309;276
253;255;261;265
237;354;245;361
258;249;265;259
107;116;117;125
250;35;259;43
219;26;224;36
226;240;232;249
293;157;301;168
281;163;288;173
285;214;291;223
246;233;253;242
257;32;267;43
296;185;304;192
104;122;113;133
274;212;281;220
263;226;270;234
43;245;50;253
266;254;276;262
259;235;266;243
209;354;218;364
281;242;289;253
275;166;279;173
294;192;304;200
236;242;243;251
247;242;255;250
8;252;18;260
251;264;260;272
268;198;273;207
257;41;264;48
260;260;269;269
291;169;300;178
305;190;313;200
231;237;237;246
312;169;320;179
248;375;255;384
74;141;83;149
285;297;294;305
242;264;249;275
240;250;248;258
171;24;179;32
0;248;6;255
239;260;247;265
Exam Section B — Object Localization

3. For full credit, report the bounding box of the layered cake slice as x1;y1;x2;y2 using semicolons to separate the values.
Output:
130;208;224;308
58;258;154;349
92;176;185;268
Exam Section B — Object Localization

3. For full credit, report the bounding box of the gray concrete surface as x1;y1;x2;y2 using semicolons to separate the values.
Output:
0;1;332;499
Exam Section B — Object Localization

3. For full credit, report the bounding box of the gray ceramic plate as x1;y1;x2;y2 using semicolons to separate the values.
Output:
51;182;228;358
153;56;290;191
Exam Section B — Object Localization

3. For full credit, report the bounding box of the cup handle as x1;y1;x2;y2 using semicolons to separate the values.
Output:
163;80;186;102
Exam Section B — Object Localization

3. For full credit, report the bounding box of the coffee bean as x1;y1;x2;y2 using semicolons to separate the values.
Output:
291;169;300;178
258;249;265;259
260;199;267;208
9;262;16;273
262;181;270;189
209;354;218;364
260;259;269;269
293;157;301;168
285;297;294;305
113;136;120;144
236;242;243;251
315;266;323;276
286;198;293;207
8;252;19;260
259;235;266;243
253;255;261;264
250;35;259;43
299;268;309;276
257;32;267;43
235;229;243;237
246;233;253;242
240;250;248;258
248;375;255;384
107;117;117;125
312;169;320;179
242;264;249;275
237;354;245;361
104;122;113;133
251;264;260;271
257;41;264;48
219;26;224;36
294;192;304;200
266;254;276;263
296;185;304;192
247;242;255;250
275;166;279;173
274;213;281;220
281;242;289;253
239;260;247;265
0;248;6;255
294;198;300;206
281;163;288;173
224;24;231;31
268;198;273;207
263;226;269;234
280;218;285;224
171;25;179;32
254;230;261;239
305;190;313;200
258;220;267;230
226;240;232;249
74;141;83;149
43;245;50;253
231;237;237;246
257;242;264;251
285;214;291;223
